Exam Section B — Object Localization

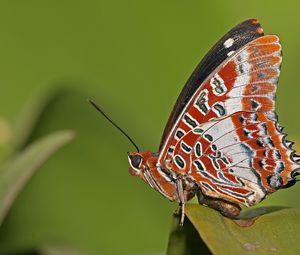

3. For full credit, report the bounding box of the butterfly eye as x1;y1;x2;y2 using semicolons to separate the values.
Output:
129;155;143;169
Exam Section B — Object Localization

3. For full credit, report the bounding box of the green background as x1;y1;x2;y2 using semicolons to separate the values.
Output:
0;0;299;254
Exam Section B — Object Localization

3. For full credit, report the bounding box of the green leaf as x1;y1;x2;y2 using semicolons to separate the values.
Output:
166;211;211;255
0;130;75;225
168;204;300;255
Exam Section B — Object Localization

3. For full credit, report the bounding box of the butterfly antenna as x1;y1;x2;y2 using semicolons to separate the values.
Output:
88;99;140;152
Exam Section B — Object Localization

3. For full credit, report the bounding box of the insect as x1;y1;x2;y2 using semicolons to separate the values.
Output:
90;19;299;225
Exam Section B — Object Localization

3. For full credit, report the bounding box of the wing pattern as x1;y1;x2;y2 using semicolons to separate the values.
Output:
160;19;264;149
158;35;299;206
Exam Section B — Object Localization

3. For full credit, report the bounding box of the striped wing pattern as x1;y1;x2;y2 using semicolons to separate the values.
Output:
158;35;299;206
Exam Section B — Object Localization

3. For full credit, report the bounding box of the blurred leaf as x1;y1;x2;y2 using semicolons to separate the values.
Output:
4;243;91;255
0;130;75;225
173;204;300;255
38;243;91;255
0;117;13;162
11;89;69;151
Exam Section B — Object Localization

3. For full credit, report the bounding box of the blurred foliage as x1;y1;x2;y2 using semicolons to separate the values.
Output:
0;130;74;225
4;242;90;255
0;0;299;254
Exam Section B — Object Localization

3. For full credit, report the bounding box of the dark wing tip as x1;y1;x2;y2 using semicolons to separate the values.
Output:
232;19;264;37
249;19;264;34
159;18;265;151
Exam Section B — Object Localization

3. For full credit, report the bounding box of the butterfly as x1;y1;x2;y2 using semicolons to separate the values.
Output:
125;19;300;225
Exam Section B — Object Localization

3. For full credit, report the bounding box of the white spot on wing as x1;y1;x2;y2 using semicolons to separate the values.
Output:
224;38;234;48
227;50;235;56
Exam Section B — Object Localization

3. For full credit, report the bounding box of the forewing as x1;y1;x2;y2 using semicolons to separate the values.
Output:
159;19;264;149
159;35;299;206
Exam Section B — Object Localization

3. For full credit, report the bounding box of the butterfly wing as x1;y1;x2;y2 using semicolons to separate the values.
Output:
158;32;299;206
160;19;264;150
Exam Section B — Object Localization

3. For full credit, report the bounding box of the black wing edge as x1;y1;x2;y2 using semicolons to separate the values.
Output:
159;19;264;150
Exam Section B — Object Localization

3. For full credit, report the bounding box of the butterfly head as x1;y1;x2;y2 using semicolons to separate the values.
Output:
127;151;186;202
127;152;144;176
127;151;154;177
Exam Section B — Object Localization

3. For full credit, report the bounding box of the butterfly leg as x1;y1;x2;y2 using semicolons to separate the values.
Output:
196;189;241;218
176;177;186;226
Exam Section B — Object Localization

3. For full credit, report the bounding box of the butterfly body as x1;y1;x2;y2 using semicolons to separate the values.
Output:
128;151;242;218
127;19;299;222
129;151;197;202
